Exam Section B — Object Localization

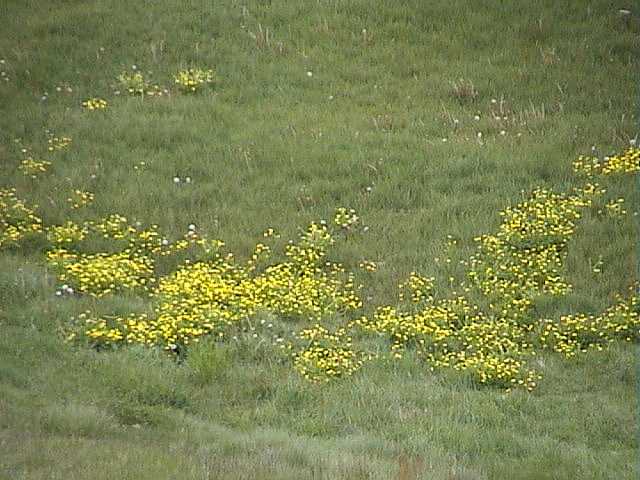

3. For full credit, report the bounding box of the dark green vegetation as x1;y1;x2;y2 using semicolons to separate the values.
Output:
1;1;639;478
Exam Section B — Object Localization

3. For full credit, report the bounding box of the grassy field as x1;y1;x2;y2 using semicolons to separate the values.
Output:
1;1;639;478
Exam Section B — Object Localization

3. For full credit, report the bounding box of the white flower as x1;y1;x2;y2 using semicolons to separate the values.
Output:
185;176;192;183
477;132;483;138
630;138;637;146
173;176;180;183
474;115;480;121
55;290;62;297
500;130;506;135
161;239;169;246
307;71;313;77
132;64;137;70
188;224;196;231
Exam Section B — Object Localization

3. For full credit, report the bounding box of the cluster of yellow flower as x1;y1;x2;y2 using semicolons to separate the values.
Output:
63;220;361;351
263;227;279;238
67;189;94;209
47;248;155;297
292;324;365;383
51;215;221;257
355;297;541;389
246;242;271;272
603;198;627;217
573;147;640;177
47;221;88;245
600;147;640;174
45;215;212;297
19;157;51;178
333;207;359;230
468;188;594;319
0;188;43;248
47;135;72;151
3;133;638;390
285;222;334;263
351;152;639;390
358;260;378;272
117;71;166;97
398;272;435;304
174;68;215;93
91;214;133;240
538;288;640;357
15;134;72;178
82;98;108;110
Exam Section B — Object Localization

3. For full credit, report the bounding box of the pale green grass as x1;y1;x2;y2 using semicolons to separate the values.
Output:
0;1;639;478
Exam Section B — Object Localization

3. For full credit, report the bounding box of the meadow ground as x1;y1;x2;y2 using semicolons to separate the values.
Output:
0;1;639;479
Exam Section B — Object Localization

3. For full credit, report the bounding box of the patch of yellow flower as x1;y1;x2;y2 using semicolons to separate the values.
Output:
67;189;94;209
0;188;43;248
603;198;627;217
467;187;595;319
19;157;51;178
358;260;378;272
333;207;359;230
3;139;639;391
573;147;640;177
352;154;639;391
174;68;214;93
47;248;155;297
292;324;365;383
398;272;435;303
72;220;362;351
538;289;640;357
82;98;108;110
47;135;72;151
117;71;166;97
47;221;88;245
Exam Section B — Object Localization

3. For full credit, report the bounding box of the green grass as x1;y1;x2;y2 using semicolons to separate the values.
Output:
1;1;639;478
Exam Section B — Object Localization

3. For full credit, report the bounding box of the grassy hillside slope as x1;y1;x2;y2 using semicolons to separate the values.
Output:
1;1;639;478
